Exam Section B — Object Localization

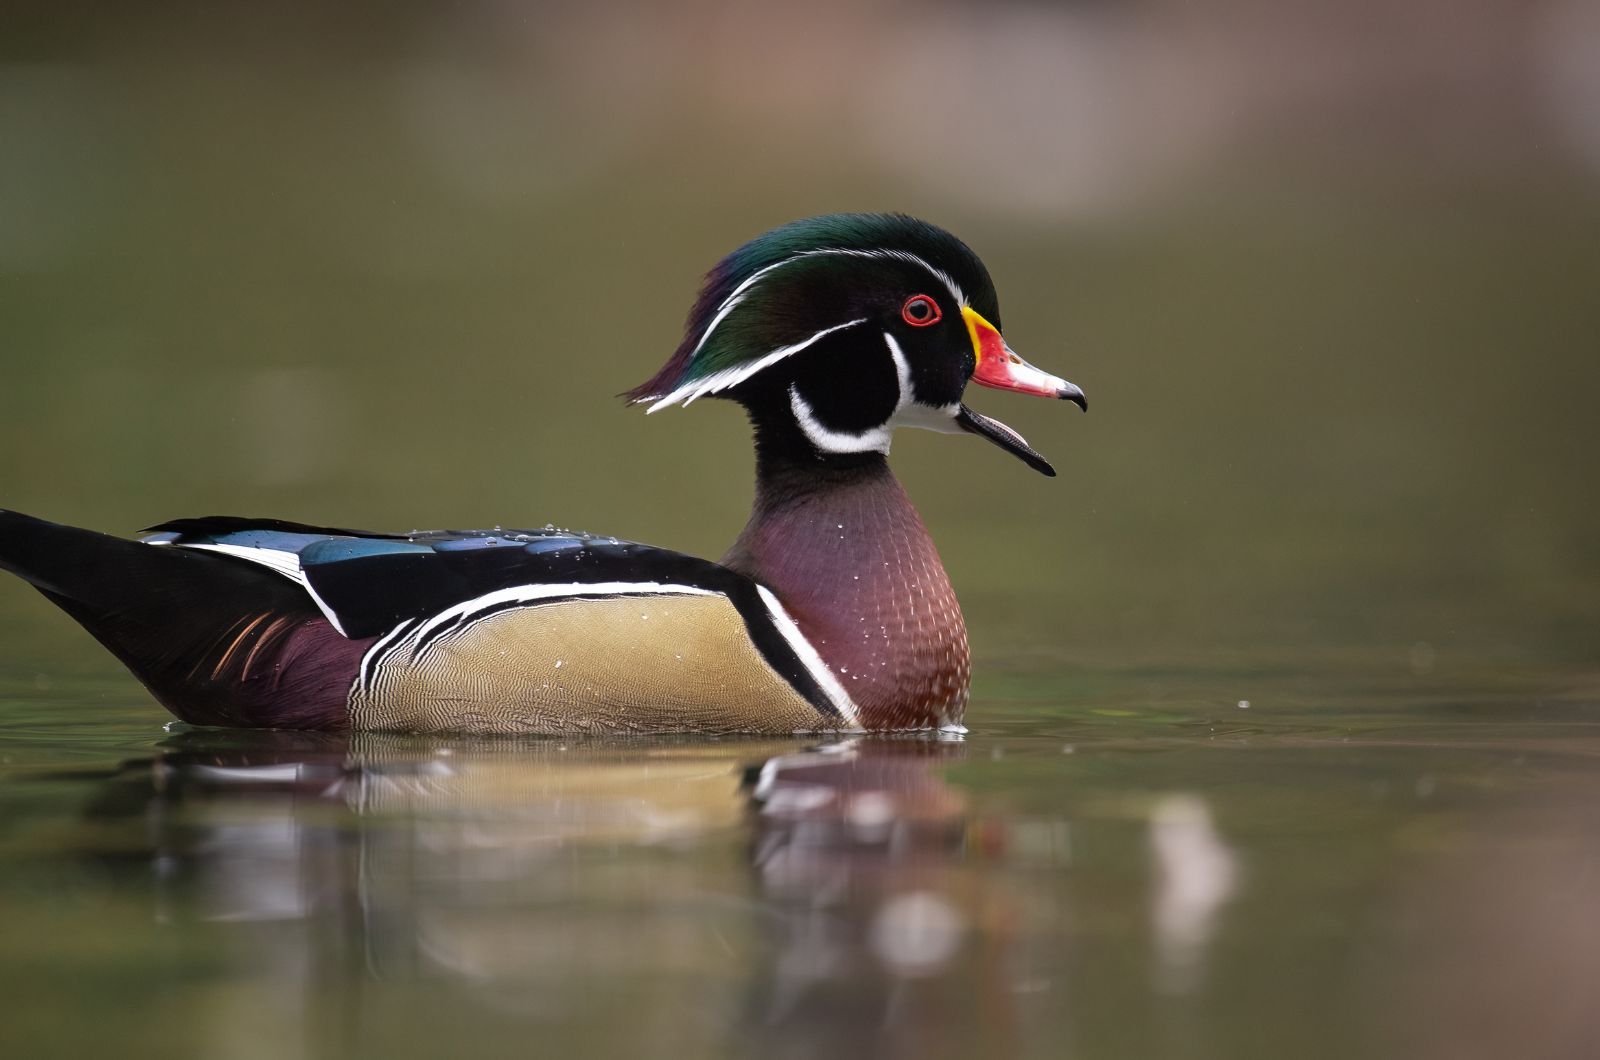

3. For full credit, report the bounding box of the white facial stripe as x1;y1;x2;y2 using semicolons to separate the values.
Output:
793;248;965;306
647;317;867;412
883;331;913;404
653;247;965;406
685;256;808;363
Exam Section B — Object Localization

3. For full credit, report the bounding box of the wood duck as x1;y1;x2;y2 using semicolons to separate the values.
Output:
0;214;1084;735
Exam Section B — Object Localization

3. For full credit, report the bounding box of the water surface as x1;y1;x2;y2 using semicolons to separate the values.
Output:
3;651;1597;1060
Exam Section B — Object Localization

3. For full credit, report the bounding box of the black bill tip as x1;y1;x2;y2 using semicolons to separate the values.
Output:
955;404;1057;477
1058;382;1087;412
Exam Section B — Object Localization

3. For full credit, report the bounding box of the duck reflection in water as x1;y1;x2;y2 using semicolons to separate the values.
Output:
742;740;1001;1050
81;729;1240;1054
82;729;1019;1053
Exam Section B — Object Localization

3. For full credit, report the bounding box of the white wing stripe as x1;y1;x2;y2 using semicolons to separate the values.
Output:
172;542;355;635
179;542;305;584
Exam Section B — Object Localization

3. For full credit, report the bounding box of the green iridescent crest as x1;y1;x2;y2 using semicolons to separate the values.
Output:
627;213;998;409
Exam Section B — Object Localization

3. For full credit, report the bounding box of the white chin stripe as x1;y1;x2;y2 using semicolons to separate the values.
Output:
786;331;961;454
789;386;892;454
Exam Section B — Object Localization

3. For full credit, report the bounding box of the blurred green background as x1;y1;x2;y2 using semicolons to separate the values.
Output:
2;0;1597;684
4;7;1600;1060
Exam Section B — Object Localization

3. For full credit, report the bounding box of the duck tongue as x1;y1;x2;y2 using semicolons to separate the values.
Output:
954;405;1057;477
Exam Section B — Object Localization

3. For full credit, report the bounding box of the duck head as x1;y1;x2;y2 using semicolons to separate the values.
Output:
627;213;1084;475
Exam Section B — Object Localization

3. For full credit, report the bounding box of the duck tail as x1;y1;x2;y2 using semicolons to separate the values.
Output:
0;507;166;601
0;509;353;728
0;508;285;628
0;506;293;668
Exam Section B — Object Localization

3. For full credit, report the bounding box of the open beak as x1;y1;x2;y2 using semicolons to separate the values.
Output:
957;306;1085;476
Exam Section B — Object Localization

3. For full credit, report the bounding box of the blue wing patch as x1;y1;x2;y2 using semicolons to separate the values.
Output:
300;538;433;565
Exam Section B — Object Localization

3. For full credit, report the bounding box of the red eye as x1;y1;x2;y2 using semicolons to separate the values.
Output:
901;295;941;327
